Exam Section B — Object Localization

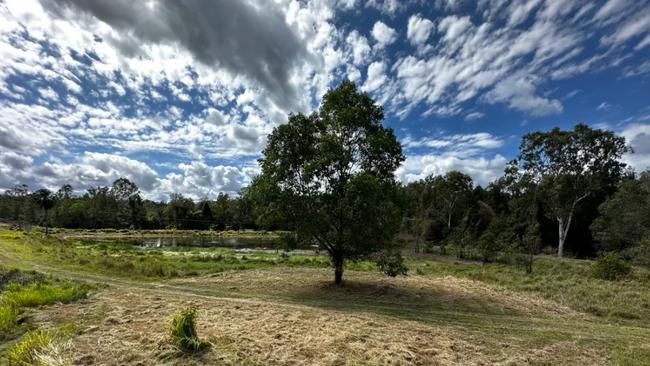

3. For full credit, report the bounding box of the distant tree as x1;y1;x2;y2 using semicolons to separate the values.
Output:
111;178;139;201
517;124;629;257
591;171;650;253
249;80;405;285
402;179;435;253
213;193;231;230
199;200;213;230
166;194;194;229
435;171;474;233
33;189;56;235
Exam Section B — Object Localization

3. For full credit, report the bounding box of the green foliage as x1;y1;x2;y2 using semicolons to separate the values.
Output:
373;250;408;277
170;307;210;352
591;172;650;256
592;252;632;280
250;80;404;284
517;123;630;257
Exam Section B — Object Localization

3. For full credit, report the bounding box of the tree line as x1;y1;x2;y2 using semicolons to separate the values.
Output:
1;81;649;283
0;178;261;232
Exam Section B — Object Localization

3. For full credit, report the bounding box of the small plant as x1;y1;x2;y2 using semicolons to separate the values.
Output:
374;250;408;277
592;252;632;280
170;307;210;352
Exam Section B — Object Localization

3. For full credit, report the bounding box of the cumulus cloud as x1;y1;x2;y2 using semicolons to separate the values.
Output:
397;154;508;186
620;123;650;172
0;150;252;201
397;131;507;186
406;14;434;46
371;21;398;47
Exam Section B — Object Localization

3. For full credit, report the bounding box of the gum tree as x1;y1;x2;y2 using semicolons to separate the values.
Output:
517;124;629;257
250;80;404;285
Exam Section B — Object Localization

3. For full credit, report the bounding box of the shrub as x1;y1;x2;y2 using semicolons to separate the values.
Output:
170;307;210;352
374;251;408;277
592;252;632;280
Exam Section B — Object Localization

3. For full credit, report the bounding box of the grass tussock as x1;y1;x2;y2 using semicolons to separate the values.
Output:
5;327;73;366
170;307;210;353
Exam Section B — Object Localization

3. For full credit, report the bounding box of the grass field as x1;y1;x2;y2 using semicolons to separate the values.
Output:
1;227;649;365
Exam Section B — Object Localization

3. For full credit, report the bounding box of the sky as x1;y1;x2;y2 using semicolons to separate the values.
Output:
1;0;649;201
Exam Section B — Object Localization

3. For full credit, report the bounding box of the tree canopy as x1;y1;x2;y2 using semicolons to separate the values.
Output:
249;80;405;284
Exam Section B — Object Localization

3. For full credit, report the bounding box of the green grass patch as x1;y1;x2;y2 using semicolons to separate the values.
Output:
411;256;650;326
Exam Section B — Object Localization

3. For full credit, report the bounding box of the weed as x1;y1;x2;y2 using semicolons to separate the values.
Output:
169;307;210;353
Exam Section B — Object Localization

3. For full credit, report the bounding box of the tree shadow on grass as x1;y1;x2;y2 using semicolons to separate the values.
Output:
281;276;532;329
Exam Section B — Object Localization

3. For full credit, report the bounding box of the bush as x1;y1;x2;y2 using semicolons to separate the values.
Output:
374;251;408;277
592;252;632;280
170;307;210;352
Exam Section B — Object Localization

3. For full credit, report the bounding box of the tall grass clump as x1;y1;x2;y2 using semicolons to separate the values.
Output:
169;307;210;352
592;252;632;280
5;327;72;366
3;283;90;308
0;303;18;332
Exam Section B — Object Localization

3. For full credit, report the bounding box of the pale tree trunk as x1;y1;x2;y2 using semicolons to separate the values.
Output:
557;213;572;257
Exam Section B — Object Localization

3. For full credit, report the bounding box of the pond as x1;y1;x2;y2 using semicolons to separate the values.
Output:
88;236;281;249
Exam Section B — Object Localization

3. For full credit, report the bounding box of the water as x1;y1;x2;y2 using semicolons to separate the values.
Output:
89;236;279;249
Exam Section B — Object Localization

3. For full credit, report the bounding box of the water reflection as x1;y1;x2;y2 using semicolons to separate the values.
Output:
93;236;280;249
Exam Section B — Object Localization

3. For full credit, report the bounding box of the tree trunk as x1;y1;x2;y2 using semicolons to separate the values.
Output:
333;253;344;285
557;214;572;258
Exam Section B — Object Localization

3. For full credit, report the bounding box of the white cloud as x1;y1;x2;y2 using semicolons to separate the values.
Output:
346;30;372;65
406;14;434;46
620;123;650;172
397;153;508;186
596;101;611;111
485;75;563;116
464;111;485;121
371;21;398;48
438;15;473;42
362;61;388;92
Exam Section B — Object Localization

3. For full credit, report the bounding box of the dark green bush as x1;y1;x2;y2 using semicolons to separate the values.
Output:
592;252;632;280
170;307;210;352
374;251;408;277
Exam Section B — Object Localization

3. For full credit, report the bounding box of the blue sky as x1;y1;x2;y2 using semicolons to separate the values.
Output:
1;0;649;200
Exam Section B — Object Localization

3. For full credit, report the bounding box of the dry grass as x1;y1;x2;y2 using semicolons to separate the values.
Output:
26;268;626;366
